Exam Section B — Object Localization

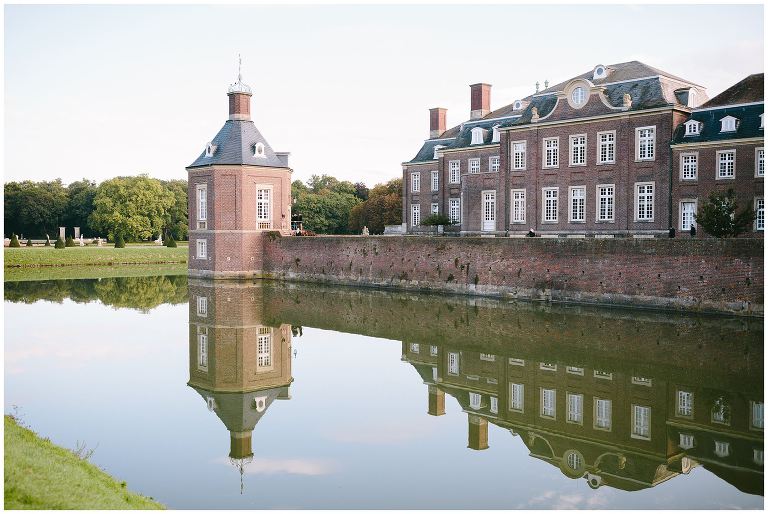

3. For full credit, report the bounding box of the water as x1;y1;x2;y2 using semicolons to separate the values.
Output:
4;275;764;509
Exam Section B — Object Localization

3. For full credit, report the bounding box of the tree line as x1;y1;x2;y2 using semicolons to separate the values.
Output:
4;173;402;241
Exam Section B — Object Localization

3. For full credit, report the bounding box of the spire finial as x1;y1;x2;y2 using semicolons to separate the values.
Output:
238;53;242;83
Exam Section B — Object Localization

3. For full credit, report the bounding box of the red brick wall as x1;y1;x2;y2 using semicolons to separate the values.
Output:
262;236;763;315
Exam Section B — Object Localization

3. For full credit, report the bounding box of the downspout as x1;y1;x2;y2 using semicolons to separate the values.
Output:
668;139;674;236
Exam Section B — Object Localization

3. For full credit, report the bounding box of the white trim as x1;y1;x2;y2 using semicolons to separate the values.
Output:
411;172;421;192
569;133;587;166
449;160;461;184
462;114;522;126
679;198;698;232
511;140;527;171
716;149;736;180
468;158;481;174
597;130;616;165
542;137;560;168
511;189;526;224
531;74;705;98
634;181;655;222
425;137;457;142
596;183;615;223
680;152;698;181
694;100;764;112
755;147;765;178
755;197;764;232
635;125;656;161
631;404;652;441
542;187;559;223
569;186;586;223
431;170;439;191
489;155;501;173
501;106;688;132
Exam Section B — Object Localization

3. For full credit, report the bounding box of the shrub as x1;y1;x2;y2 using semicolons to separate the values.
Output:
295;229;317;236
54;237;65;249
65;236;75;247
422;214;452;226
9;234;20;247
25;238;33;247
114;234;125;248
695;188;756;238
165;235;177;248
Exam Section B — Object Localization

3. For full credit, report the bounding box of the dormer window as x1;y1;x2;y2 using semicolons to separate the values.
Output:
593;65;607;80
253;142;266;157
491;125;500;143
761;113;764;129
688;90;697;108
571;87;586;106
204;142;216;158
720;116;738;133
684;120;701;136
470;127;486;145
433;145;445;159
514;100;522;110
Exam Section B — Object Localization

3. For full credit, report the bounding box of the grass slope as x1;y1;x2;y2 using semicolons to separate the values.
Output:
5;246;187;268
4;263;187;282
4;416;164;510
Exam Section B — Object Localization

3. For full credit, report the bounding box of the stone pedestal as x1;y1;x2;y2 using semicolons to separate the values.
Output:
59;227;66;240
74;227;80;239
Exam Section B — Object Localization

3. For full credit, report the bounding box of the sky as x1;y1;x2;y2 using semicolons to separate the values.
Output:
4;4;764;187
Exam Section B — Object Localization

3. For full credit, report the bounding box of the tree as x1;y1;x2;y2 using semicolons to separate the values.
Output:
694;188;756;238
89;175;175;242
292;175;361;234
4;180;67;238
64;179;97;236
25;237;33;247
165;234;177;248
9;234;20;247
353;182;369;201
349;178;403;234
54;237;65;249
113;233;126;248
161;179;188;241
422;214;452;226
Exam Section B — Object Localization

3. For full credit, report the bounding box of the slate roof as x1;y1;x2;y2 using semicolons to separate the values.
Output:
188;120;289;169
700;74;764;108
672;103;764;144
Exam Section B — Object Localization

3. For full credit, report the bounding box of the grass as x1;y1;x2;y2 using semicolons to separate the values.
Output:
4;415;164;510
4;246;187;268
4;263;187;282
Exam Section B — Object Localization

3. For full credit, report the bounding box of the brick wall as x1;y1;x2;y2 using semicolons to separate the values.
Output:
262;236;763;315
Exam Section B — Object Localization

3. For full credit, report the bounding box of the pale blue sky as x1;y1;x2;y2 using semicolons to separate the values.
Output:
4;4;764;186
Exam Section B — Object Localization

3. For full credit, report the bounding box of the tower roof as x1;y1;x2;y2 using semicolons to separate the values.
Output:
187;120;289;169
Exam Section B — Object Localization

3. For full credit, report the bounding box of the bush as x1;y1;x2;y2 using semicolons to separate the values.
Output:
54;237;65;249
113;234;125;248
165;235;177;248
65;236;75;247
295;229;317;236
695;188;756;238
25;238;33;247
422;214;452;226
9;234;20;247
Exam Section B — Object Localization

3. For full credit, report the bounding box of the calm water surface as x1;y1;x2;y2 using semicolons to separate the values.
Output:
4;275;764;509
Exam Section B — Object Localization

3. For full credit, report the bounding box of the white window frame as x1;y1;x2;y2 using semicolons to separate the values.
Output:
256;187;272;229
449;160;461;183
470;127;485;145
491;125;500;143
597;130;616;164
257;329;272;368
511;189;526;224
594;370;613;380
631;376;652;386
508;358;525;366
684;120;701;136
540;388;556;419
596;184;615;223
680;152;698;181
512;141;527;171
720;116;738;132
489;155;501;173
569;134;587;166
197;326;208;371
432;145;444;160
479;353;496;362
410;343;420;353
635;126;656;161
490;396;498;414
635;182;655;222
755;197;764;231
567;392;583;425
679;433;695;450
482;190;496;231
756;147;765;177
566;366;584;376
712;401;730;425
196;184;208;229
677;390;693;417
448;352;459;375
469;392;482;410
594;398;612;431
751;401;764;430
468;158;481;174
430;345;438;356
680;199;698;232
196;239;207;259
569;186;586;223
754;448;764;466
411;172;421;192
714;441;730;458
543;187;559;223
196;296;208;317
543;137;560;168
631;404;652;440
449;198;461;224
509;383;524;412
431;170;439;191
431;203;439;215
539;362;557;372
717;150;735;179
411;204;421;227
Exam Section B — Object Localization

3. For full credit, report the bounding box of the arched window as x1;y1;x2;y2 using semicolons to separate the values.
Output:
470;127;486;145
253;142;266;157
205;142;216;158
492;125;500;143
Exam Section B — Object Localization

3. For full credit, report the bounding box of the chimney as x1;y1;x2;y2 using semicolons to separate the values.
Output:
470;83;492;120
429;108;447;139
228;90;252;121
428;385;445;416
229;431;254;459
467;414;489;450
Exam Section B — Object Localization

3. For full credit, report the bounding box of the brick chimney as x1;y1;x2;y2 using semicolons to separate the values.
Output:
429;107;447;139
470;83;491;120
228;90;251;121
467;414;489;450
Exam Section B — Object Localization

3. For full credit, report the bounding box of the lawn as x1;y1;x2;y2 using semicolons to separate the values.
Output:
4;415;164;509
4;263;188;282
4;246;187;268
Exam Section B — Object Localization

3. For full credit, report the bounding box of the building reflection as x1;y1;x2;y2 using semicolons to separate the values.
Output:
187;279;293;492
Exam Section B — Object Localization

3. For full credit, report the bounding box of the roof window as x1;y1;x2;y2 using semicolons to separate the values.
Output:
491;125;500;143
204;142;216;158
433;145;445;159
720;116;738;133
593;65;607;80
684;120;701;136
470;127;486;145
253;142;266;157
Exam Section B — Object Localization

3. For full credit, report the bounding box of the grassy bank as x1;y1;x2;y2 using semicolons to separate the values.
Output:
4;415;163;509
4;263;187;282
4;246;187;268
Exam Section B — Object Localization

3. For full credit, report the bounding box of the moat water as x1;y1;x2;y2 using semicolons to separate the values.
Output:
4;275;764;509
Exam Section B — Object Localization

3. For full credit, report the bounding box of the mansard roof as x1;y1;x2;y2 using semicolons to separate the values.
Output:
700;74;764;108
188;120;289;169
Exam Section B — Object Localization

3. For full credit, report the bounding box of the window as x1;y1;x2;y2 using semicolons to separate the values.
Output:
469;158;480;174
430;345;438;356
751;401;764;430
449;161;460;183
509;358;525;366
756;148;765;177
205;142;215;157
680;201;697;232
720;116;738;132
571;87;586;106
482;191;496;230
512;141;527;170
196;184;208;229
632;405;651;439
432;145;444;160
762;113;765;129
410;343;420;353
755;197;764;231
714;441;730;458
754;449;764;466
677;390;693;417
489;156;500;173
490;396;498;414
196;239;207;259
511;190;526;224
253;142;265;157
540;388;556;419
597;131;615;164
539;362;557;371
431;170;439;191
566;366;584;376
411;204;421;226
469;392;482;410
681;153;698;180
712;400;730;425
570;135;586;166
569;186;586;222
679;433;695;449
543;138;559;168
196;296;207;317
470;127;485;145
492;126;500;143
480;353;496;362
256;188;271;229
718;150;735;179
594;370;612;380
636;126;656;161
597;185;614;222
635;182;654;221
449;198;461;224
594;398;612;430
431;203;439;215
543;188;559;223
411;172;421;192
684;120;701;136
510;383;524;411
257;330;271;367
567;393;583;424
197;327;208;370
632;377;652;386
448;352;459;375
566;452;583;472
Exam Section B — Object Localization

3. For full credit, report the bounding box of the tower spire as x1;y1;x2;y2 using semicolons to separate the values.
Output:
238;53;242;83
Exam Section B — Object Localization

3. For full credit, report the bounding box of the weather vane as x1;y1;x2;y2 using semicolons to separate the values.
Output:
238;53;242;83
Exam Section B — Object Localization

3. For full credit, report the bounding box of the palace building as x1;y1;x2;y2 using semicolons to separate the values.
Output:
402;62;764;237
